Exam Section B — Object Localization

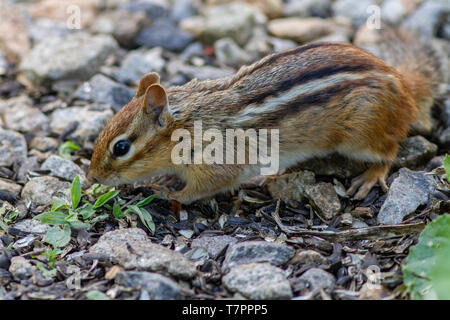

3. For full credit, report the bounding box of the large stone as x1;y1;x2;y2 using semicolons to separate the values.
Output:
222;263;292;300
89;10;150;47
223;241;295;272
0;7;30;63
402;0;450;37
74;74;134;112
214;38;253;68
0;129;27;166
304;182;341;220
20;33;118;85
395;136;438;169
50;107;113;143
167;60;234;81
89;228;197;279
2;97;49;136
268;17;339;43
9;256;35;280
21;176;71;207
296;268;335;294
113;48;165;85
41;155;87;186
191;235;238;259
180;2;261;46
266;171;316;203
115;271;184;300
377;168;438;225
332;0;376;27
0;179;22;197
283;0;332;18
135;19;194;52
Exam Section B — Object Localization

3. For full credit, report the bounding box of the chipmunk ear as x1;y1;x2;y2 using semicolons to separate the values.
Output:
136;72;160;97
142;84;171;129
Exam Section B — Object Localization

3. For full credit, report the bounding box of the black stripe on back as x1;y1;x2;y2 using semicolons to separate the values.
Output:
243;63;375;106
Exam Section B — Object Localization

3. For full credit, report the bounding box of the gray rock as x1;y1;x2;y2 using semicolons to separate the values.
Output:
222;263;292;300
284;0;332;18
191;235;238;259
267;37;298;53
41;155;86;186
28;19;71;44
90;10;150;47
50;107;114;143
9;256;35;280
17;157;39;183
267;171;316;203
135;19;194;52
402;0;449;37
223;241;295;272
395;136;438;169
21;176;71;207
0;129;27;166
297;268;335;294
20;33;118;85
378;168;438;225
0;50;8;76
380;0;408;24
114;48;165;85
89;228;197;279
13;219;51;235
291;250;328;266
214;38;253;68
0;179;22;197
439;127;450;145
167;60;234;81
171;0;198;22
443;99;450;127
332;0;376;26
2;97;49;136
180;2;260;46
115;271;184;300
74;74;134;112
268;17;339;43
304;182;341;220
29;137;59;153
123;0;170;21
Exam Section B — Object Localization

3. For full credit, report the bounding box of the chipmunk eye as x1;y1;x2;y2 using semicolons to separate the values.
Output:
113;140;131;157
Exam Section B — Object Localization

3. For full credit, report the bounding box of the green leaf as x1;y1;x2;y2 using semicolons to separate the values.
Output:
71;176;81;210
93;190;120;209
113;203;125;219
51;197;68;212
86;290;110;300
126;205;155;235
58;141;80;160
444;154;450;181
37;262;58;278
136;195;155;208
43;225;71;248
90;214;109;224
33;211;69;225
79;203;96;220
403;214;450;299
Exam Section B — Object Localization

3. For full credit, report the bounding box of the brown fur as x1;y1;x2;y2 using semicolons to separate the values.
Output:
88;33;441;203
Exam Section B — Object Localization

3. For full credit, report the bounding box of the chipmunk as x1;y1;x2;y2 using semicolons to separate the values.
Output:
87;28;444;204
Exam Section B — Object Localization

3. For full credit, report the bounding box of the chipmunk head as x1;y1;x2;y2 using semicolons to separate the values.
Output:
87;73;176;186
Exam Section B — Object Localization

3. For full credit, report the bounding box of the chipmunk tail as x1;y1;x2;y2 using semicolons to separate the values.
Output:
355;25;448;135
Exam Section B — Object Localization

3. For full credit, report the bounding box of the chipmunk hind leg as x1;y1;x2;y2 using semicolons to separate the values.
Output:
346;162;390;200
337;143;396;200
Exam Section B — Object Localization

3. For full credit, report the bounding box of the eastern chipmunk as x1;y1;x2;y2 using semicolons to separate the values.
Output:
87;28;443;204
